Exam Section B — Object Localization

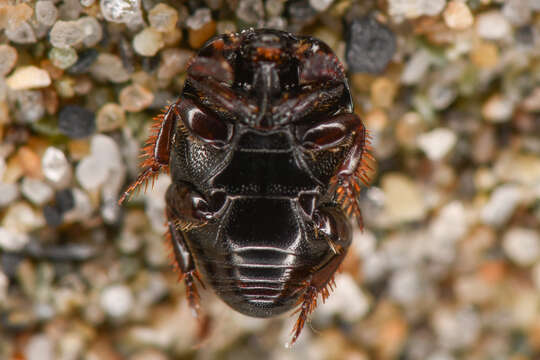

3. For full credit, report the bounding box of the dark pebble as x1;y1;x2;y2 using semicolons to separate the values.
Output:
43;205;63;227
515;25;534;45
55;189;75;214
141;54;161;73
67;48;98;74
287;0;318;31
288;0;317;19
98;20;109;47
58;105;96;139
345;15;396;74
1;253;24;278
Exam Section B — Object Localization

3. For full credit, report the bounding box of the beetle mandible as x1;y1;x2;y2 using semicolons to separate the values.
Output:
120;28;373;345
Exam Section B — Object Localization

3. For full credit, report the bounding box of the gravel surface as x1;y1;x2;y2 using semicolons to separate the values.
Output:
1;1;539;359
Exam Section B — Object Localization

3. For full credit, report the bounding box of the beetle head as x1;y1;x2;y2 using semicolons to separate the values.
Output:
183;29;352;130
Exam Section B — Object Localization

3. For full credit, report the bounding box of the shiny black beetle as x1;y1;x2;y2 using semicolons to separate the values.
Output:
120;29;372;344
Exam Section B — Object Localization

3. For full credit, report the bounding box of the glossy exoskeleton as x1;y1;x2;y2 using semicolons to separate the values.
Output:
120;29;372;344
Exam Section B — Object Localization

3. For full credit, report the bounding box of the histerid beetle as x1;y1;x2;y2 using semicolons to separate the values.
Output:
120;28;373;345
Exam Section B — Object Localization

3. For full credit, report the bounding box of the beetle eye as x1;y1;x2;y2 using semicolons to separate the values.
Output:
177;98;231;147
300;122;348;150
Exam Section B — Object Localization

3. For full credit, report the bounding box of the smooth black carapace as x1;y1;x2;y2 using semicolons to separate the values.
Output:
120;29;373;345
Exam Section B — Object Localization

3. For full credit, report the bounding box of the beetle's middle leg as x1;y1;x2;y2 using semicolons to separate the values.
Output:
166;214;204;318
166;181;215;299
165;182;213;338
330;115;374;229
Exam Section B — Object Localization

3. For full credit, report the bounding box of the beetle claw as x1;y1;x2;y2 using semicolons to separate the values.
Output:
118;165;162;204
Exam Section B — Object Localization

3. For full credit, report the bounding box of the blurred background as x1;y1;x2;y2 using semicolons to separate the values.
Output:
1;0;539;359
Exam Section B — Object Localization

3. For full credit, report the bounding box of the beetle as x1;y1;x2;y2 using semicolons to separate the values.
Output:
119;28;373;345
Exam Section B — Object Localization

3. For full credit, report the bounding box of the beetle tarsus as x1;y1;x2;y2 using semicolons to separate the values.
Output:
118;165;163;204
290;285;318;345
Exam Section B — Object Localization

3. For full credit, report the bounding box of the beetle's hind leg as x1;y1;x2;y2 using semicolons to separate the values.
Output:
119;104;180;204
290;206;352;345
290;262;340;346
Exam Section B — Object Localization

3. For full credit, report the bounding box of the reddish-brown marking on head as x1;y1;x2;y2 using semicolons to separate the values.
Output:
254;46;283;62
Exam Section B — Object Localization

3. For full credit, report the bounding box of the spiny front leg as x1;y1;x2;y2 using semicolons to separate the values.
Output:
118;104;179;204
290;205;352;345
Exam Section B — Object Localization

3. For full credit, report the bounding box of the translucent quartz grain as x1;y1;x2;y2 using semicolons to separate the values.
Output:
100;0;141;23
49;20;85;48
132;28;164;57
35;1;58;27
42;147;71;185
443;1;473;30
0;45;17;76
148;3;178;33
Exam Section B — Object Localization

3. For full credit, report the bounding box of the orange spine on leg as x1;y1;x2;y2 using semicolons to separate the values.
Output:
332;129;375;229
118;110;171;204
290;286;317;345
290;275;337;345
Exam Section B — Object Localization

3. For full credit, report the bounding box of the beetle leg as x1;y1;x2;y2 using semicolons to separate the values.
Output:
166;182;226;231
297;112;373;228
188;76;258;121
290;206;352;345
118;104;178;204
329;115;374;229
166;217;211;341
165;183;211;339
272;82;346;125
166;220;203;314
